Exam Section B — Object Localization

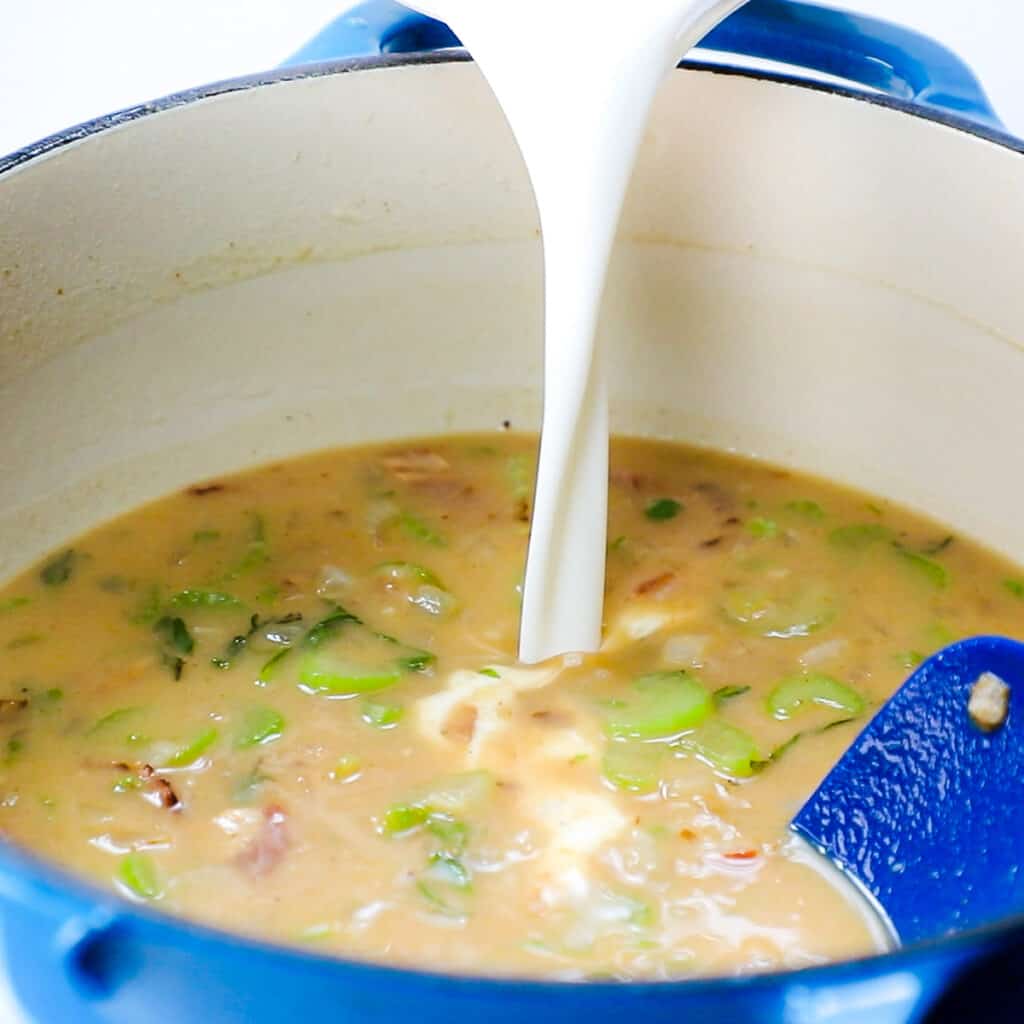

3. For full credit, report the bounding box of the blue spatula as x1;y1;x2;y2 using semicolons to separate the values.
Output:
792;635;1024;944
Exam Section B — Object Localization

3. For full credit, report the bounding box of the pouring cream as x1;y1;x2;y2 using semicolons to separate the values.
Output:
405;0;746;662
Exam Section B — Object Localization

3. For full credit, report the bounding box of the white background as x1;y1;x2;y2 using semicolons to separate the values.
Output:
1;1;1022;155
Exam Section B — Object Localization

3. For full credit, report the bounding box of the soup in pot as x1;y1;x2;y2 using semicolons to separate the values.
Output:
0;434;1018;979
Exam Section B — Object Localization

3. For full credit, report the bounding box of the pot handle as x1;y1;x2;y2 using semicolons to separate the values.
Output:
285;0;1001;129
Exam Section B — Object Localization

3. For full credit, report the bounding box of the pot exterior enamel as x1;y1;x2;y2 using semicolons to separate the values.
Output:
1;56;1023;1023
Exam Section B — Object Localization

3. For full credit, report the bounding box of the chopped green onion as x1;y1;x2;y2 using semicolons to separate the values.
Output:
677;719;760;778
645;498;682;521
0;597;30;613
604;671;712;740
40;550;76;586
766;673;865;720
713;684;751;704
477;667;500;679
234;707;285;749
169;589;241;609
88;706;144;737
828;523;892;550
426;814;469;854
784;500;825;520
117;852;161;900
1003;578;1024;599
164;726;219;768
153;616;194;655
746;517;778;539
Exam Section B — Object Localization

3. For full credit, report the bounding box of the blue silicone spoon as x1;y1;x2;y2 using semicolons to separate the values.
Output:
793;635;1024;944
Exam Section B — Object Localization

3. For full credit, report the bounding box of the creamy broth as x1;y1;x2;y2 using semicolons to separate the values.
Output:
0;434;1019;979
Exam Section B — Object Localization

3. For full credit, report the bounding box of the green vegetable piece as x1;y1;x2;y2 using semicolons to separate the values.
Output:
7;634;42;650
784;500;825;520
506;453;534;499
713;685;751;704
382;803;431;835
330;756;362;782
165;726;219;768
477;667;500;679
720;582;836;639
88;706;143;737
396;647;435;672
828;523;893;550
645;498;682;521
399;512;446;547
426;814;469;854
0;597;30;613
427;851;471;888
893;650;925;670
679;719;760;778
192;529;221;543
234;707;285;749
304;605;362;647
417;852;473;918
602;741;664;794
766;673;866;720
895;548;950;589
361;699;403;728
117;853;161;900
153;616;194;655
40;550;76;586
605;671;712;740
746;517;778;539
1003;578;1024;599
301;656;402;697
170;589;241;609
130;585;164;625
259;648;291;683
375;562;444;588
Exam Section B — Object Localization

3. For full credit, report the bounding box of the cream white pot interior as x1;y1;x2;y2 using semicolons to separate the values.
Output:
1;58;1023;584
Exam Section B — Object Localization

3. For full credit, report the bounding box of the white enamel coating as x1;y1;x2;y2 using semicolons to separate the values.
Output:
0;63;1023;1016
408;3;745;662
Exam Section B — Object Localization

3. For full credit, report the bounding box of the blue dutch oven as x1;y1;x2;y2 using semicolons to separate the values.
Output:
1;2;1022;1021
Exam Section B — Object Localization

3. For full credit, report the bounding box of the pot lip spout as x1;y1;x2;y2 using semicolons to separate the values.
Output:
1;50;1022;180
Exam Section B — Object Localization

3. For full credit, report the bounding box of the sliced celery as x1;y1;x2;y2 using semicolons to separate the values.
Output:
678;719;760;778
720;582;836;639
382;803;431;835
87;706;144;737
895;548;950;589
361;699;404;728
382;772;493;836
300;655;402;697
118;853;161;900
417;852;472;918
602;741;664;794
234;707;285;749
164;726;219;767
605;671;713;740
399;512;446;547
766;673;865;720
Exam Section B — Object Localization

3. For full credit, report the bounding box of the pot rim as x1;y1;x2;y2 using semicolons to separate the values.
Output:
1;48;1022;998
1;48;1022;175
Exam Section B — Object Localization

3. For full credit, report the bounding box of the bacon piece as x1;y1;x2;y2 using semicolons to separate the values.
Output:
235;805;290;877
633;572;676;597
